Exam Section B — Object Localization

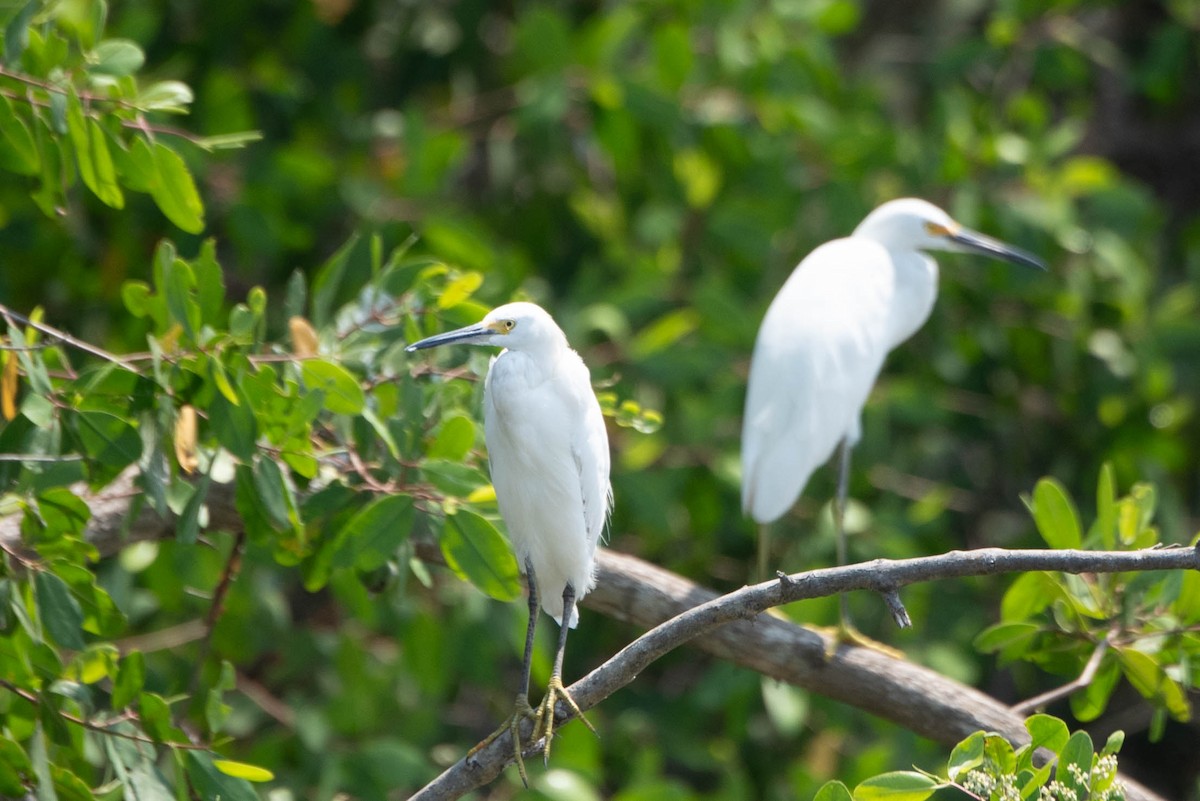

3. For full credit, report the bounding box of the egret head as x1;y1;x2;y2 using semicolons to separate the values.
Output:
405;301;569;353
854;198;1046;270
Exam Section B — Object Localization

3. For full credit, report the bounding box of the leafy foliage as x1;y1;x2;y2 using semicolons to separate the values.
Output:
978;470;1198;736
0;1;1199;800
817;715;1128;801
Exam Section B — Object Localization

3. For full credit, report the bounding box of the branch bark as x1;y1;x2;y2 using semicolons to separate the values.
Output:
2;468;1187;801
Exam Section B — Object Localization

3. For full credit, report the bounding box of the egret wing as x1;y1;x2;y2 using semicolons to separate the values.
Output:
741;238;897;524
567;354;613;554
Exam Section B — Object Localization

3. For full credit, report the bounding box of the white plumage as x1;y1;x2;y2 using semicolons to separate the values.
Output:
481;303;612;626
742;198;1045;526
406;300;611;778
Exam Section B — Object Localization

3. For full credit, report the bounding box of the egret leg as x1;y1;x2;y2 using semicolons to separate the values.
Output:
828;442;905;658
833;439;853;625
468;558;540;787
534;582;597;763
757;522;771;583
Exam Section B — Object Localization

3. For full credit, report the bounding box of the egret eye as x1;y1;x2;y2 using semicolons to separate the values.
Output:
503;320;516;331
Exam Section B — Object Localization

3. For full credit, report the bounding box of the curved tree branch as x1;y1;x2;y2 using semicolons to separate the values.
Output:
1;467;1187;801
413;546;1193;800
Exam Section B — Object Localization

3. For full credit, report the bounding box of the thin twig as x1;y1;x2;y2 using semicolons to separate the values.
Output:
0;304;139;372
188;528;247;696
1011;630;1114;716
0;679;210;750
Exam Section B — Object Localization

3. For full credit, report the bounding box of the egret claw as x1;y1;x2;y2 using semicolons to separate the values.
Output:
534;676;596;764
468;693;539;787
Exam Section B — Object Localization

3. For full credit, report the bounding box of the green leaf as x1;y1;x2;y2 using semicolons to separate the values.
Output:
336;494;414;570
0;735;31;796
441;509;522;601
29;722;56;801
814;781;853;801
0;94;39;174
421;458;488;497
212;760;275;783
1091;463;1117;548
1117;647;1190;719
852;771;941;801
301;359;365;414
184;752;258;801
89;39;145;76
1069;658;1121;722
150;142;204;233
311;233;366;327
437;272;484;309
74;410;142;472
162;257;199;341
974;621;1041;661
1000;572;1058;622
1057;731;1093;798
209;390;258;462
428;414;477;461
33;488;91;538
3;1;37;67
34;571;85;650
137;80;194;113
112;650;145;710
947;730;985;781
50;765;93;801
111;135;158;193
1024;714;1069;757
177;473;212;545
252;457;294;530
65;92;123;208
1031;478;1081;549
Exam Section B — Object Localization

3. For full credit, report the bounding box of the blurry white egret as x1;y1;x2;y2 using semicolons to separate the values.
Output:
406;301;611;783
741;198;1044;605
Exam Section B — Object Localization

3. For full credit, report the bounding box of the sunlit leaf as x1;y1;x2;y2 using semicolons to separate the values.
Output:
89;39;145;76
1;349;18;421
852;771;941;801
213;760;275;783
301;359;365;414
150;142;204;233
1031;478;1081;549
185;752;258;801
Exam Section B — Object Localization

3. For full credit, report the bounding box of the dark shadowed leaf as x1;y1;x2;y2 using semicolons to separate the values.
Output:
441;509;521;601
34;571;85;650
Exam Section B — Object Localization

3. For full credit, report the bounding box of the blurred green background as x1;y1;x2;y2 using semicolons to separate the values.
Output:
2;0;1198;799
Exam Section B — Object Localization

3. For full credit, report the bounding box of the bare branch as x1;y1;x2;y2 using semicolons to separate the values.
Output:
413;546;1194;801
0;466;1183;801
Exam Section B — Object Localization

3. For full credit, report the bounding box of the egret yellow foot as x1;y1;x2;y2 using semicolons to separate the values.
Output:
816;620;906;661
533;675;596;763
468;693;539;787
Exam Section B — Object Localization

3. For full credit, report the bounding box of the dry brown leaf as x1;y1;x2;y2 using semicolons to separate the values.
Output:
288;316;319;357
174;404;199;474
1;346;18;422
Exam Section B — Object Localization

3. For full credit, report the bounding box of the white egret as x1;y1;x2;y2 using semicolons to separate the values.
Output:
406;301;611;783
741;198;1044;619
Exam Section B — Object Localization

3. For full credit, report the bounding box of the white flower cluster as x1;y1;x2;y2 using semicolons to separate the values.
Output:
1028;757;1124;801
962;770;1020;801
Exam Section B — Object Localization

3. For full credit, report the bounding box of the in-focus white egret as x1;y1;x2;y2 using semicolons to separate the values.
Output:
406;301;611;783
741;198;1045;619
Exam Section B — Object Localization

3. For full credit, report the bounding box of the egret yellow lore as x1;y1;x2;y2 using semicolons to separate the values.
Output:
741;198;1045;606
406;301;611;784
